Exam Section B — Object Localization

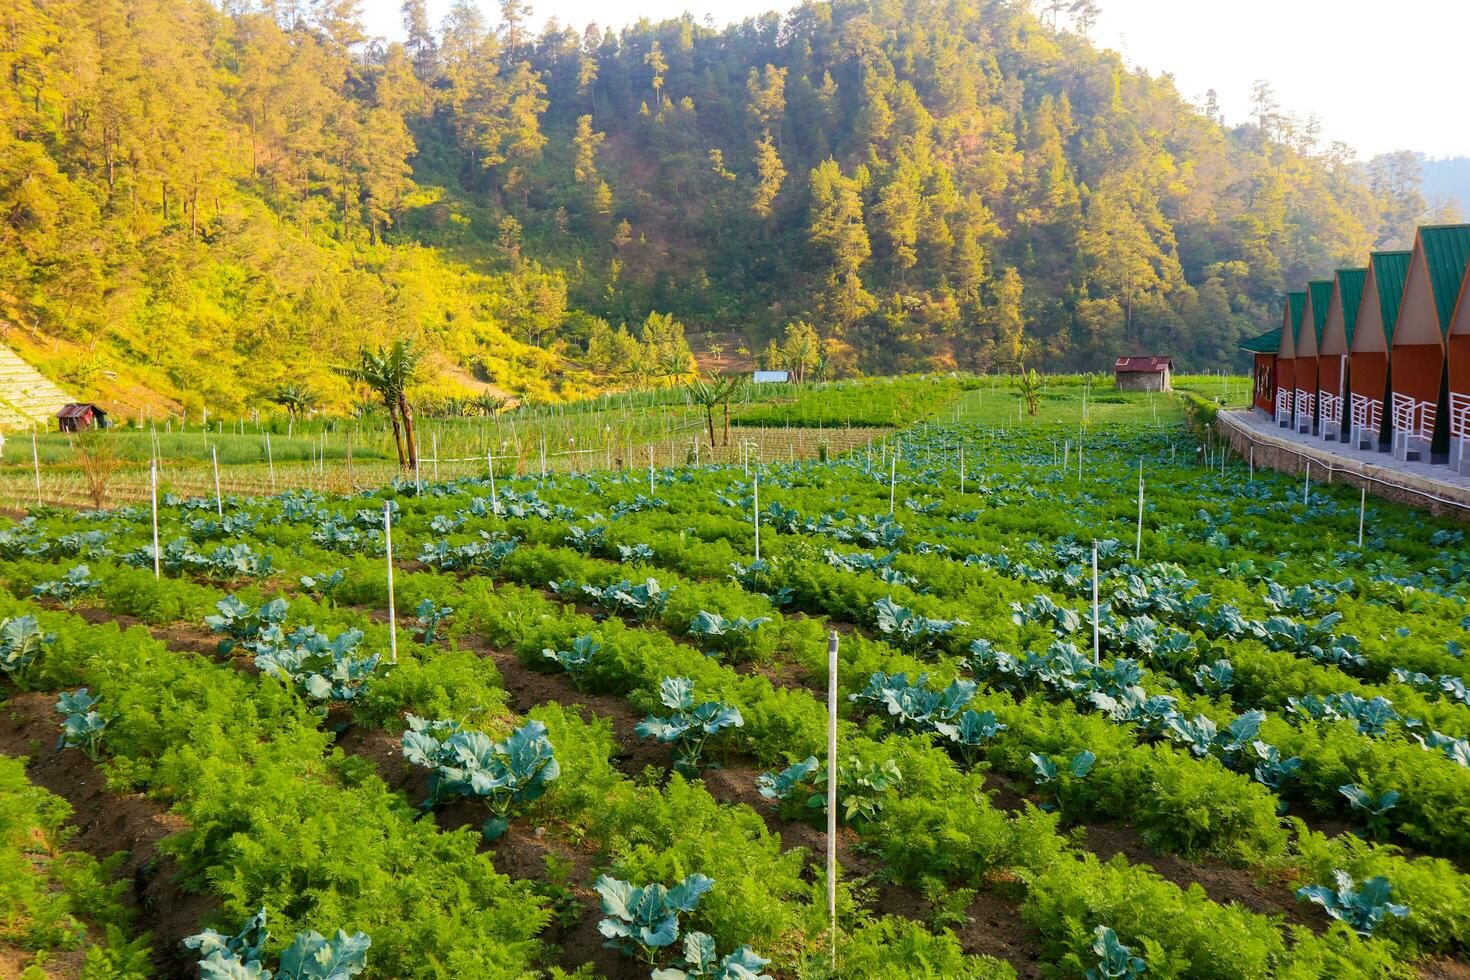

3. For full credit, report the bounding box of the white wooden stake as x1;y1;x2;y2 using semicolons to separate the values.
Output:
212;445;223;517
1358;486;1366;548
1135;460;1144;561
648;444;655;495
1091;540;1100;666
1303;463;1310;506
753;470;761;562
1249;444;1255;482
385;500;398;664
1063;441;1069;474
150;460;161;580
265;432;276;491
488;451;499;513
959;447;966;494
31;427;40;505
889;454;896;516
826;629;840;972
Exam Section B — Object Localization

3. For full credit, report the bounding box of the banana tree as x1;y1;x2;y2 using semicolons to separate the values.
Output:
337;340;424;469
689;375;742;449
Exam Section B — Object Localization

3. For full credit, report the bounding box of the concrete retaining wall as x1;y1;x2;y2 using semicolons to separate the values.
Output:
1216;410;1470;521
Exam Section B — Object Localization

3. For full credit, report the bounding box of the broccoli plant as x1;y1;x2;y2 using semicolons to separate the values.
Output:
635;677;743;772
0;615;48;684
579;578;675;622
950;709;1007;768
617;543;655;563
728;559;794;607
401;716;560;840
1191;659;1234;695
541;635;601;685
254;627;385;708
55;688;108;761
204;596;289;656
872;596;965;654
299;569;346;600
687;611;770;659
565;524;608;555
31;565;100;606
757;756;819;807
1030;749;1096;784
414;599;454;644
1338;784;1400;838
594;873;714;964
1086;926;1146;979
184;908;371;980
651;932;773;980
1296;871;1408;936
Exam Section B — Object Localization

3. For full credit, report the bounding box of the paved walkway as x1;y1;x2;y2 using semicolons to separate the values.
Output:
1219;409;1470;515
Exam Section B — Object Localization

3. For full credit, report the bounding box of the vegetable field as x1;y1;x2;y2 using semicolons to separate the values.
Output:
1;383;1467;979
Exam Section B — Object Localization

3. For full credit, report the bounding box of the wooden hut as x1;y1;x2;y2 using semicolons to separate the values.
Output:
1240;329;1280;414
1348;251;1410;451
55;403;107;432
1389;225;1470;462
1317;268;1367;442
1294;280;1333;434
1275;292;1305;427
1113;356;1172;391
1445;255;1470;471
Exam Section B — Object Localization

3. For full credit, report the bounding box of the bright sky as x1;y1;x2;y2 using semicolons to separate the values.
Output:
359;0;1470;160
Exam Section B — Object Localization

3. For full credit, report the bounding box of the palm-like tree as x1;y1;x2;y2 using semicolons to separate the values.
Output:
689;374;742;449
268;381;317;420
336;340;424;469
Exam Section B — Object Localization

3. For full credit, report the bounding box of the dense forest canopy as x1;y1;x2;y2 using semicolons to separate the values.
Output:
0;0;1459;414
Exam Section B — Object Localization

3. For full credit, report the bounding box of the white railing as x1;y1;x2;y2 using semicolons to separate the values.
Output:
1294;389;1314;432
1319;392;1342;427
1450;392;1470;471
1391;392;1436;460
1275;388;1292;426
1350;394;1381;450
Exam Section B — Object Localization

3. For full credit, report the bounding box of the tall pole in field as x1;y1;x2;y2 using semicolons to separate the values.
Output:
648;444;655;495
1091;539;1100;666
753;470;761;561
488;451;499;513
1303;463;1310;507
889;454;896;516
265;432;276;492
31;426;40;506
1135;460;1144;561
959;446;966;494
385;500;398;664
1249;444;1254;482
1358;486;1366;548
150;460;161;580
212;445;223;517
826;629;840;972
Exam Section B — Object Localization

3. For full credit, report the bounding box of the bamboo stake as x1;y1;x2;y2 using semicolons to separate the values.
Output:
826;629;840;973
265;432;275;492
1135;460;1144;561
212;445;223;517
1091;540;1100;666
150;461;160;580
31;427;40;506
753;470;761;562
385;501;397;664
1358;486;1366;548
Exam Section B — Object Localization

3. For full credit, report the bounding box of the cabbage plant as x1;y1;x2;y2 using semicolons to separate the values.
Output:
31;565;100;606
0;615;48;683
184;907;371;980
401;716;560;840
594;873;713;963
635;677;743;772
651;932;773;980
55;688;108;761
1296;871;1408;936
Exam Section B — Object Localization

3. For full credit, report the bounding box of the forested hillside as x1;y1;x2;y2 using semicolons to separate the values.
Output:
1;0;1456;413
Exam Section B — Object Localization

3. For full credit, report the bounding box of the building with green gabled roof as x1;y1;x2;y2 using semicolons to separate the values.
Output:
1349;251;1411;451
1293;280;1334;434
1240;327;1280;414
1391;225;1470;461
1318;269;1367;442
1276;291;1305;426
